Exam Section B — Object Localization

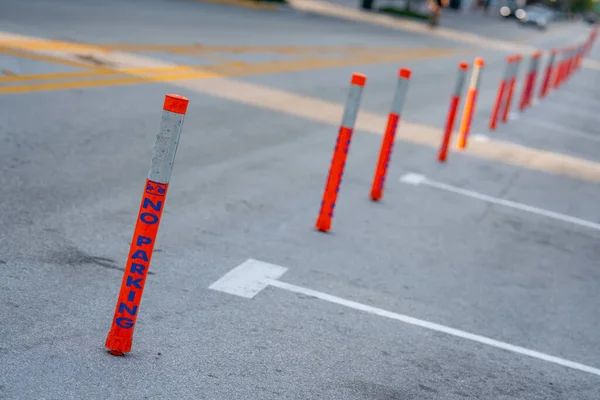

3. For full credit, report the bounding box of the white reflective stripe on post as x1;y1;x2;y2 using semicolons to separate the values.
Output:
148;109;186;185
533;55;541;74
528;54;537;73
469;64;484;90
547;51;556;68
453;68;468;97
514;57;522;76
341;83;364;129
503;59;513;80
390;75;410;115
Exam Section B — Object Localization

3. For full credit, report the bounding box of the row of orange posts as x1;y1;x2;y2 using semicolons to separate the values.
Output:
315;25;598;233
104;26;598;357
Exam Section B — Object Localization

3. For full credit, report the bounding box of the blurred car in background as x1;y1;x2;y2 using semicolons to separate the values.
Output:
583;12;598;25
515;4;556;30
499;0;526;18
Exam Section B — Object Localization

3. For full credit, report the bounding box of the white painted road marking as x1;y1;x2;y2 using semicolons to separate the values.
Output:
210;259;600;377
473;134;490;142
208;258;288;298
399;173;600;232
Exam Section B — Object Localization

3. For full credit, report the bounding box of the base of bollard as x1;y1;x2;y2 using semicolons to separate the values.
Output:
108;350;126;357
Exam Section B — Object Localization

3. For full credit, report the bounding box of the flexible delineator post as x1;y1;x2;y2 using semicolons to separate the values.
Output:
539;49;556;99
553;49;565;89
501;54;521;123
587;29;598;55
519;51;540;111
370;68;411;201
566;46;575;79
438;62;469;162
525;51;541;107
575;44;584;70
490;56;513;131
457;57;485;150
105;94;189;356
316;73;366;232
556;47;571;88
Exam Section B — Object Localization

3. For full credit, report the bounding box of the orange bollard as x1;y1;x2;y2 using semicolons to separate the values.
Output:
105;94;189;356
576;44;584;70
566;47;575;79
560;48;569;85
519;51;541;111
525;51;542;107
501;54;521;123
490;56;513;131
438;61;469;162
457;57;485;150
370;68;411;201
316;73;366;232
539;49;556;99
553;50;566;89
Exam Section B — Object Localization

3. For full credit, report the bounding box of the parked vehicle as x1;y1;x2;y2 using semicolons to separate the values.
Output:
516;5;554;30
499;0;526;18
583;12;598;25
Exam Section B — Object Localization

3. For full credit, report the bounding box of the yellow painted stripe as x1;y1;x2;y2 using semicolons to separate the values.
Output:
0;46;98;69
94;43;381;55
0;40;110;53
0;48;442;84
0;48;456;94
0;70;221;94
0;64;217;83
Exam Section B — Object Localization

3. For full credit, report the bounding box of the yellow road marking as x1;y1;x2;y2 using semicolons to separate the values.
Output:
0;46;99;69
0;48;456;93
3;31;600;184
92;43;384;55
0;40;110;53
0;64;215;83
0;69;221;94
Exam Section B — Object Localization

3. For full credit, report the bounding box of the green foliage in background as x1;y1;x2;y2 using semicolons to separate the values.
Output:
569;0;593;12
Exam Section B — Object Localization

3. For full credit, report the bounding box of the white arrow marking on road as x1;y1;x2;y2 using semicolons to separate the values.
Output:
399;173;600;232
210;259;600;377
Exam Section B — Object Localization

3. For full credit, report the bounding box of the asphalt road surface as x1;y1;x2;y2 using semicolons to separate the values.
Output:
1;0;599;399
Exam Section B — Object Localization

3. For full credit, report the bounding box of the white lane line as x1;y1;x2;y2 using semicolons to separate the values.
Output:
210;259;600;378
399;173;600;232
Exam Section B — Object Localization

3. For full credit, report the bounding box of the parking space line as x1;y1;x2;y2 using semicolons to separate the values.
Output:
399;172;600;232
210;259;600;377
